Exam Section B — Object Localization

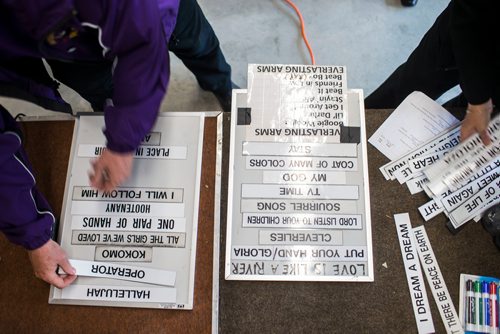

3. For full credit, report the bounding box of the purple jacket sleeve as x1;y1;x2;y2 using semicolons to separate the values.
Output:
0;107;55;250
86;0;169;153
450;0;496;105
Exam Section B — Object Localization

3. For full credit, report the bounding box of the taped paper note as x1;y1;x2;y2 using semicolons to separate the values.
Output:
369;91;459;161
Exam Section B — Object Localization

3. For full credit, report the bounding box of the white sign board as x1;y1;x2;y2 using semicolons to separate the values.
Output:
50;113;205;309
225;64;374;281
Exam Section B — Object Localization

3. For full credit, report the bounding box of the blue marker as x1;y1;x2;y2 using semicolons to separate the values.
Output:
484;281;491;331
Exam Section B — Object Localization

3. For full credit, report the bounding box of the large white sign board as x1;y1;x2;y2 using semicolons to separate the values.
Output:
225;64;374;281
50;112;205;309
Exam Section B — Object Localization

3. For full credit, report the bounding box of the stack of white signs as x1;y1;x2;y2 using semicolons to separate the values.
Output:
370;92;500;229
225;64;374;281
50;113;205;309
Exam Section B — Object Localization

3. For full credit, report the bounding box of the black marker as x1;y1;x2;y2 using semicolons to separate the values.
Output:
466;279;475;331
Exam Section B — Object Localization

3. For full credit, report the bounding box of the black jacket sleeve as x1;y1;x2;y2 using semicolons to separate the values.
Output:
450;0;498;105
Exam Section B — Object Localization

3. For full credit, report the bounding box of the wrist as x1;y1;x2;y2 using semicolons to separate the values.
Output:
467;100;493;114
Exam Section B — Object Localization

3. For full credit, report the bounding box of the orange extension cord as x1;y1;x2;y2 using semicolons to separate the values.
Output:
283;0;316;65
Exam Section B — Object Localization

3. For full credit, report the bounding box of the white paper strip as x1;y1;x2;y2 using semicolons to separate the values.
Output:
413;226;464;334
239;199;358;214
395;151;446;184
71;215;186;233
258;230;343;245
94;246;153;262
381;126;460;180
394;213;435;334
440;167;499;213
242;142;357;157
71;201;185;217
72;187;183;202
78;144;187;159
60;284;177;303
262;171;347;185
231;245;367;261
448;178;500;228
71;231;186;247
418;200;444;222
246;156;358;171
61;259;176;286
406;174;429;195
241;184;359;199
242;213;362;229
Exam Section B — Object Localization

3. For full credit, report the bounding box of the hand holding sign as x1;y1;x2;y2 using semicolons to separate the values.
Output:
461;99;493;145
28;239;77;288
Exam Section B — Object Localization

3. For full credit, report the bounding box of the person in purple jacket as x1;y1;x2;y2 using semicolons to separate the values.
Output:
0;0;233;288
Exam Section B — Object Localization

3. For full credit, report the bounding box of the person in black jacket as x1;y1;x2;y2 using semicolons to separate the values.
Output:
365;0;499;145
366;0;499;242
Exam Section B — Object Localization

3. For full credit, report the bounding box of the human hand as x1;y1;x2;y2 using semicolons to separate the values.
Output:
89;149;134;192
28;239;77;288
460;99;493;145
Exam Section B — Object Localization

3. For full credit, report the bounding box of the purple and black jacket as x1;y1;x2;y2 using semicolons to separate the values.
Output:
0;0;179;249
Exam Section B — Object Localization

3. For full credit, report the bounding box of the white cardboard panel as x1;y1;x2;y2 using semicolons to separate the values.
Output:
225;66;373;282
50;113;205;309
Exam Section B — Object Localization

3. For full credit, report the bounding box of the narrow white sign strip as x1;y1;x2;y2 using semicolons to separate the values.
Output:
413;226;464;334
94;246;153;262
262;171;347;185
381;126;460;180
71;231;186;247
242;213;362;229
440;167;499;213
427;159;500;201
71;215;187;233
258;230;343;245
406;174;428;195
60;284;177;303
72;187;183;202
242;141;357;157
240;199;358;214
448;178;500;228
71;201;185;217
394;213;435;334
62;259;176;286
241;184;359;199
231;245;367;261
418;200;444;222
246;156;358;171
395;151;446;184
78;144;187;159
